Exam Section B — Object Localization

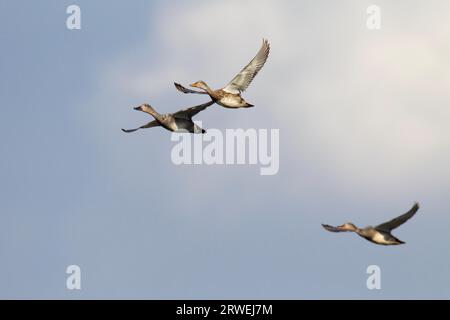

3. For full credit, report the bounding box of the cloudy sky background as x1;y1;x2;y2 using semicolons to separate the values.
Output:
1;0;450;298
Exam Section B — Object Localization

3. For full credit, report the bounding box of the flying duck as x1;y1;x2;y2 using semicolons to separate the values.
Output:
322;203;420;245
174;39;270;109
121;101;214;134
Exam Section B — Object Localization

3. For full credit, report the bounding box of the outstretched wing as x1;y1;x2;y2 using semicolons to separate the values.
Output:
375;203;420;232
222;39;270;94
322;224;348;233
121;120;160;133
172;100;214;120
174;82;207;95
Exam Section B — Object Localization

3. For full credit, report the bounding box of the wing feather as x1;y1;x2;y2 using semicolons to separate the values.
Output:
121;120;160;133
172;100;214;120
174;82;207;95
375;203;420;232
223;39;270;94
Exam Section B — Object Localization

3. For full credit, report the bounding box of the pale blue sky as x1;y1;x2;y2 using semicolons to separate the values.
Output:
1;0;450;299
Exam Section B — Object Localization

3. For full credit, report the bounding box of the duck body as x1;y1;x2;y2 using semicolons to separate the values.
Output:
322;203;419;246
175;82;254;109
164;115;205;133
206;87;254;109
356;227;405;245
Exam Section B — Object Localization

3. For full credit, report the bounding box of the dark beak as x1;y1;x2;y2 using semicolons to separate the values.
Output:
134;106;142;111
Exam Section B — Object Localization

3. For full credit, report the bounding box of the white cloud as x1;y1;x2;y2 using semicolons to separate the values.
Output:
92;0;450;195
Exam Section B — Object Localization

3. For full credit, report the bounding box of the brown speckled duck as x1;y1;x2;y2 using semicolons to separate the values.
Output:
322;203;420;245
122;101;213;134
174;39;270;109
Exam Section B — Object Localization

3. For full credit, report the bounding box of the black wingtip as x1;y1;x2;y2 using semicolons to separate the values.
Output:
174;82;186;93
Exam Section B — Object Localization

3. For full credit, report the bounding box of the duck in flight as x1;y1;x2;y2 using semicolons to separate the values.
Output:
322;203;420;245
174;39;270;109
121;101;214;134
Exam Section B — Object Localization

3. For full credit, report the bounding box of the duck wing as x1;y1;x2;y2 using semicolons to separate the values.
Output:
172;100;214;120
322;224;349;233
121;120;160;133
222;39;270;94
174;82;207;95
375;203;420;232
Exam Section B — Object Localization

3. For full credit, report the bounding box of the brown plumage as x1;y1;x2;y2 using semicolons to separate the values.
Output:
122;101;214;134
322;203;420;245
174;39;270;109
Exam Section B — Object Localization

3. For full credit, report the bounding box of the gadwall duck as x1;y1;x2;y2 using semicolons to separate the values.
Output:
322;203;420;245
174;39;270;109
121;101;213;134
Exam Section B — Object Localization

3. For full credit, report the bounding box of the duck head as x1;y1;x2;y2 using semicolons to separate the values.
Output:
134;103;158;115
339;223;358;232
190;81;209;91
